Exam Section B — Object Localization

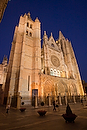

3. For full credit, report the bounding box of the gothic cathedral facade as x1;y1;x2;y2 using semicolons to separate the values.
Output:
2;13;84;107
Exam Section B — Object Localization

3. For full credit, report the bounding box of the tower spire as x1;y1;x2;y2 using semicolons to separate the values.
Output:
44;31;46;35
43;31;48;41
27;12;32;20
59;31;64;39
51;32;52;36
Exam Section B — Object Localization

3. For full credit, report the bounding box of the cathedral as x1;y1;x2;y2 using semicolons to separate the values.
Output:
0;13;84;108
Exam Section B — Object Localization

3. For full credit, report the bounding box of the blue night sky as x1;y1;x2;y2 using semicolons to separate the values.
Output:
0;0;87;82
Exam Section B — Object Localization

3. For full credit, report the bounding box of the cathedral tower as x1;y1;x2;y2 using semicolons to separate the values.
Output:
4;13;41;106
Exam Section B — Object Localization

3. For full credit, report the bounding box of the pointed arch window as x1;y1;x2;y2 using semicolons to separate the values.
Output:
57;70;60;77
27;22;29;27
54;69;57;76
26;30;28;35
30;24;32;29
30;32;32;37
50;68;53;75
51;43;54;47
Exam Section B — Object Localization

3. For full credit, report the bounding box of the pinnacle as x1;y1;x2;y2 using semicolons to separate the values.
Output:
27;12;32;20
35;17;40;22
44;31;46;35
59;31;64;39
51;32;52;36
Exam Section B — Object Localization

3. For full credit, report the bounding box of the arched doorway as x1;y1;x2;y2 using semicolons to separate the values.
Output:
43;80;54;105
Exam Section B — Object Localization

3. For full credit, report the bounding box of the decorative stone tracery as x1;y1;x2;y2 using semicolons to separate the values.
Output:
69;84;77;96
43;79;54;97
51;55;60;67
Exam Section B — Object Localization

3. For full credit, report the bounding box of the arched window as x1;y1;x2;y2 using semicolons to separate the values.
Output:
30;32;32;37
50;68;53;75
51;43;54;47
57;70;60;77
27;22;29;27
54;69;57;76
4;68;7;72
26;30;28;35
30;24;32;29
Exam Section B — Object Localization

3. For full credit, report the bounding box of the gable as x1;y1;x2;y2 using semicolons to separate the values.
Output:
48;35;59;51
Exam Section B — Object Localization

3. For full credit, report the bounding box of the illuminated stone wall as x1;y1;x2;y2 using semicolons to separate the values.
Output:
0;57;8;104
3;13;84;107
40;74;81;97
0;0;9;22
3;13;41;105
41;31;84;98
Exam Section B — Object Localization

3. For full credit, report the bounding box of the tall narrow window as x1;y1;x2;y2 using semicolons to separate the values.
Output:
30;32;32;37
50;68;53;75
28;76;30;91
57;70;60;77
27;22;29;27
26;30;28;35
54;69;57;76
30;24;32;29
51;43;54;47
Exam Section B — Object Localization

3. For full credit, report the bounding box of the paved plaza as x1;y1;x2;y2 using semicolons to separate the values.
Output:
0;103;87;130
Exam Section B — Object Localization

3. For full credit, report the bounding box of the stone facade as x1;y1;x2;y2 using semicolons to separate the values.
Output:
82;80;87;94
2;13;84;107
0;0;9;22
41;31;84;97
0;56;8;104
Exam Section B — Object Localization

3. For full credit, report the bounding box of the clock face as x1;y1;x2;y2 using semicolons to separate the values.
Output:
51;55;60;67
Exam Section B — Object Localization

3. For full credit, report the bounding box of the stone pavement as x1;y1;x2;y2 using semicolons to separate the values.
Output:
0;103;87;130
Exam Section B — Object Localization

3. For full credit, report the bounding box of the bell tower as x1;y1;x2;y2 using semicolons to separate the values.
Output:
4;13;41;106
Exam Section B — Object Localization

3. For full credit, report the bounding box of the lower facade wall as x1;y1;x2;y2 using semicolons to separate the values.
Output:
4;73;84;108
40;74;82;97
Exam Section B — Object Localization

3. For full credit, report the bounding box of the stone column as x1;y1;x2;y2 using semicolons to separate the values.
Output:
73;94;76;104
35;95;38;108
17;92;21;109
59;93;62;105
7;92;12;105
9;94;12;105
86;94;87;105
79;94;81;101
65;93;67;105
48;95;51;106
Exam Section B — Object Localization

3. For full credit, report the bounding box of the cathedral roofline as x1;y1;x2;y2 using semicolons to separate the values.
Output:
27;12;33;21
59;31;65;40
43;31;48;40
35;17;39;21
